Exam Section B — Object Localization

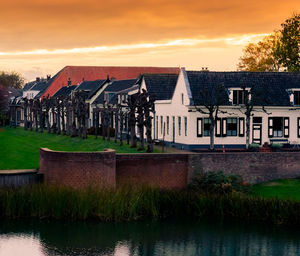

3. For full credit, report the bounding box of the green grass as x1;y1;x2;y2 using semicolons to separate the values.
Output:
0;127;151;170
252;179;300;201
1;185;300;226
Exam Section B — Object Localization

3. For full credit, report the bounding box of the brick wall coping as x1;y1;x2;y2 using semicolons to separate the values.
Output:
118;151;300;156
40;148;116;162
0;169;37;175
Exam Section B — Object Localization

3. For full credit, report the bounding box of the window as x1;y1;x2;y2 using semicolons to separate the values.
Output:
295;91;300;105
184;117;187;136
253;117;262;123
181;93;184;105
160;116;163;134
227;118;237;136
178;117;181;136
273;117;283;137
166;116;169;135
269;117;289;138
204;118;211;136
197;118;203;137
233;90;246;104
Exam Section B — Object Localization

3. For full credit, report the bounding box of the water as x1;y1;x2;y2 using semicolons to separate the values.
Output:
0;219;300;256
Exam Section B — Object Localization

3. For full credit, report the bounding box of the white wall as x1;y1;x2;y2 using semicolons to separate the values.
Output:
23;90;39;99
154;69;300;147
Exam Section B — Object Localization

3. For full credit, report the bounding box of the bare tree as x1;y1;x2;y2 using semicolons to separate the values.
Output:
192;83;229;150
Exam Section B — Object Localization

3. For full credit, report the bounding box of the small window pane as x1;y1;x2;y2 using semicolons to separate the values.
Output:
227;118;237;136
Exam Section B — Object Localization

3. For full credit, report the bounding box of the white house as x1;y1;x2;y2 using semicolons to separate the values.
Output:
153;68;300;150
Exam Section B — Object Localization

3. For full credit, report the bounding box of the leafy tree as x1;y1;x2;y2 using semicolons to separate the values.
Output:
0;71;25;89
237;33;281;71
277;13;300;72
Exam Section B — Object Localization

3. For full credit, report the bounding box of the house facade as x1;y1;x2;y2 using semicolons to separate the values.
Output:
153;68;300;150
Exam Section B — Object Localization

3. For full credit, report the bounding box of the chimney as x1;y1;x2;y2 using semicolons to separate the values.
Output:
67;77;72;87
36;77;40;82
47;75;51;81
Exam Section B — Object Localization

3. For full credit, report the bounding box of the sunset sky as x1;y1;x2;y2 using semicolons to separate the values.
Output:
0;0;299;81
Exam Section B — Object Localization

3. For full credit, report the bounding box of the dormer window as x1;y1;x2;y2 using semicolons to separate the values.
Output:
232;90;247;105
294;91;300;105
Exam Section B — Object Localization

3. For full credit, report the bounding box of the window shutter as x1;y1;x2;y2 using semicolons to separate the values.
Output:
239;118;245;137
197;118;203;137
268;117;273;138
222;118;227;137
298;118;300;138
215;118;221;137
284;117;289;138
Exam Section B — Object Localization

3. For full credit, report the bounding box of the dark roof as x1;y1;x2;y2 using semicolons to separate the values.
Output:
8;87;22;98
143;74;178;100
23;81;35;91
53;85;77;97
30;81;48;91
186;71;300;106
74;79;106;99
94;79;137;104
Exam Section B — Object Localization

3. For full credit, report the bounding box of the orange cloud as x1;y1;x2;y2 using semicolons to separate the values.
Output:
0;0;298;51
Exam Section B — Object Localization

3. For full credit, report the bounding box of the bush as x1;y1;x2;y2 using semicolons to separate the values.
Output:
188;171;250;194
249;143;260;148
271;143;283;148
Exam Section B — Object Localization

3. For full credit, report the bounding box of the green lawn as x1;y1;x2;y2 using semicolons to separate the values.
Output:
0;127;150;170
252;179;300;201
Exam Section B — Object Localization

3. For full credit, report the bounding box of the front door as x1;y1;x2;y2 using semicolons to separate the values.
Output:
252;124;262;145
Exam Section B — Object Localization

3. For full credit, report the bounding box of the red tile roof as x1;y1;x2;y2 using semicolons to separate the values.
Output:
40;66;180;98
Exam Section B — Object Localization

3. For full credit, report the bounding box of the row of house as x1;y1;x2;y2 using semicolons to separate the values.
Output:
13;65;300;150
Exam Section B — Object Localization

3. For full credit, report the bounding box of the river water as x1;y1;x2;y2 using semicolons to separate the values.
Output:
0;219;300;256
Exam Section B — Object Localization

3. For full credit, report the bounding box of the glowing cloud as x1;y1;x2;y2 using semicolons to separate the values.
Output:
0;34;268;57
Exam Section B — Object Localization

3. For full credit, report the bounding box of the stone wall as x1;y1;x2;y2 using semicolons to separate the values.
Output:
188;152;300;184
39;148;116;188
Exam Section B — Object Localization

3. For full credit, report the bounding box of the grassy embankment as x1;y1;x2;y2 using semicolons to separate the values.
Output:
0;185;300;226
0;127;159;170
252;179;300;201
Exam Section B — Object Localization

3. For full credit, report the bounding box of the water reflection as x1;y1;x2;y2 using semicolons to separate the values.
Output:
0;219;300;256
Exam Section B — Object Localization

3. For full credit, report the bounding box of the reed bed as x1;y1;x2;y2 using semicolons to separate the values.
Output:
0;185;299;225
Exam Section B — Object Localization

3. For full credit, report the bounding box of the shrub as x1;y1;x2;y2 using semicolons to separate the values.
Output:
271;143;283;148
188;171;250;194
249;143;260;148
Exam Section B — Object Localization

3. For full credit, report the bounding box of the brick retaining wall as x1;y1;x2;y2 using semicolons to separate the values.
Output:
38;149;300;189
39;148;116;188
116;153;189;189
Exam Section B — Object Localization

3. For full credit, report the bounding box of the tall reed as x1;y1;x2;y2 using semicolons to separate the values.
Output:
0;185;299;225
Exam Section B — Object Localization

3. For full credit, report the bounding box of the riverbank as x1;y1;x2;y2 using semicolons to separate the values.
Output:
252;178;300;201
1;185;300;226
